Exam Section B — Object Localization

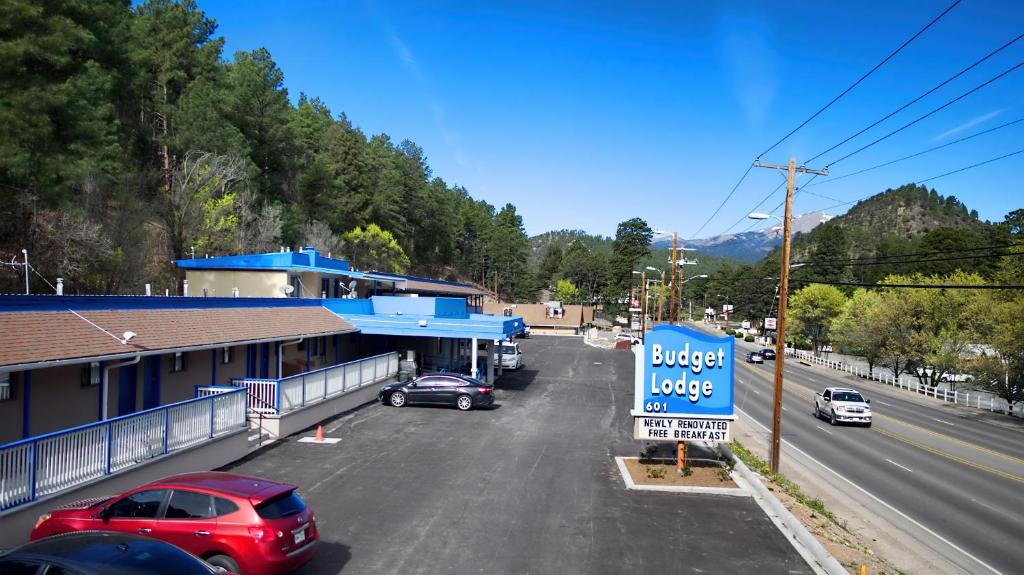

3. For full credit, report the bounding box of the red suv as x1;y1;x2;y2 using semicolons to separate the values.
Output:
30;471;318;575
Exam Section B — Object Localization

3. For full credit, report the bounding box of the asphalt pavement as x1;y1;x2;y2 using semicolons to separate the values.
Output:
691;322;1024;575
222;336;813;575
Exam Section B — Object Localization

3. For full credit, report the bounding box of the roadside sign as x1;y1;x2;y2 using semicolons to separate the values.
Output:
634;416;731;442
764;317;777;330
632;325;735;443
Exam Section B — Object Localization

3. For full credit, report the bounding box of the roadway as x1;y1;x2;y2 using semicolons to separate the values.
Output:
695;323;1024;575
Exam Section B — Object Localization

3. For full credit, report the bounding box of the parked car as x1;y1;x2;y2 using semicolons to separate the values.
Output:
30;472;318;575
760;348;776;360
379;373;495;411
745;352;763;364
814;387;871;427
494;341;524;370
615;332;641;345
1;531;235;575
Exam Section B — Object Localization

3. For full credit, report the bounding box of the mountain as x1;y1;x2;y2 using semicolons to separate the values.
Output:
786;183;1003;283
652;211;833;262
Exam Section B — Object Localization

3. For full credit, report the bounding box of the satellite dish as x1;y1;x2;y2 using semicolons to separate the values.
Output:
279;285;295;295
121;331;137;344
348;280;357;292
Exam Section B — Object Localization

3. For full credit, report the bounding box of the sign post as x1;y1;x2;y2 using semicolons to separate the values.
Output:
633;325;735;468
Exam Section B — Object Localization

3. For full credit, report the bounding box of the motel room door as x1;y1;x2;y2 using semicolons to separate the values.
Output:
118;363;138;416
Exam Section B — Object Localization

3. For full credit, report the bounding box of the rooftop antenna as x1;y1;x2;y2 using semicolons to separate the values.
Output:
67;309;139;344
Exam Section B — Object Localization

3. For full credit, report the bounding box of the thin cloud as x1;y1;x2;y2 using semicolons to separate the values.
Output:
931;109;1006;141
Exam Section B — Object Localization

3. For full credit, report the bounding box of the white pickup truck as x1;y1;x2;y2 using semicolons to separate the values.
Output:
814;387;872;427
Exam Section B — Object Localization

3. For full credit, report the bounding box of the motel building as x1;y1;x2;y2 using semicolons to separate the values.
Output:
175;246;487;312
0;266;522;548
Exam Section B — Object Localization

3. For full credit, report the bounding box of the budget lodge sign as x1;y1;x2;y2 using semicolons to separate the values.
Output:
633;325;735;443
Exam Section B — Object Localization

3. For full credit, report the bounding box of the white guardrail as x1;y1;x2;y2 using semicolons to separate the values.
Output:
231;352;399;415
785;348;1022;417
0;387;246;512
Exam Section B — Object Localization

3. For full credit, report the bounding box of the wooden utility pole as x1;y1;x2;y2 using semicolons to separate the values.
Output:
754;158;828;473
669;233;678;323
657;269;665;322
640;270;648;337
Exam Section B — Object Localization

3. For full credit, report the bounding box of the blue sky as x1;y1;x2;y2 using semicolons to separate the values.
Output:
199;0;1023;238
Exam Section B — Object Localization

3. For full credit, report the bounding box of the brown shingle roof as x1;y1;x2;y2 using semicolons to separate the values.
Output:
0;307;356;368
482;303;594;328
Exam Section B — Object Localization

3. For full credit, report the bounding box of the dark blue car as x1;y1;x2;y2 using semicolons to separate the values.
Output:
379;373;495;411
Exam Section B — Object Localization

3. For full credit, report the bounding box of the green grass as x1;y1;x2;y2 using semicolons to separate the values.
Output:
729;440;847;530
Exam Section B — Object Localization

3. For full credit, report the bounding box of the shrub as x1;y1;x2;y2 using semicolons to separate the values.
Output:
744;335;755;342
734;332;742;338
726;329;735;335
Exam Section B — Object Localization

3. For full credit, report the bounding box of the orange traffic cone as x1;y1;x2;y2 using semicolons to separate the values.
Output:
315;425;324;443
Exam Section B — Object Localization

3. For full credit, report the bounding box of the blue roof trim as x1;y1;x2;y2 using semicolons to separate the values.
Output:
0;294;524;340
174;249;352;273
0;295;322;313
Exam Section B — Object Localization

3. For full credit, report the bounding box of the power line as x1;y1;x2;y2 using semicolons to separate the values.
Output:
689;163;754;240
799;250;1024;269
718;180;786;235
825;60;1024;168
810;147;1024;213
917;148;1024;184
789;279;1024;290
757;0;962;158
806;32;1024;164
805;117;1024;188
793;242;1023;265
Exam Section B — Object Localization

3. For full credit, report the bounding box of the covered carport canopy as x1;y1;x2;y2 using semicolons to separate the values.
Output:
323;296;525;384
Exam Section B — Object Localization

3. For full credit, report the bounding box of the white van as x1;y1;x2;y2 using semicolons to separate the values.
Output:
494;341;524;370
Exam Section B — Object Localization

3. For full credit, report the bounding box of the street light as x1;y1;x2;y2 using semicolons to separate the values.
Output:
645;266;665;323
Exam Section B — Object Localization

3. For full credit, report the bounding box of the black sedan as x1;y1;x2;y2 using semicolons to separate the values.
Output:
379;373;495;411
0;531;232;575
760;348;776;360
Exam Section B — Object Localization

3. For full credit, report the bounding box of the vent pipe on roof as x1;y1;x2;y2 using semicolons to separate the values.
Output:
183;279;189;297
56;278;63;295
232;287;240;297
145;283;151;296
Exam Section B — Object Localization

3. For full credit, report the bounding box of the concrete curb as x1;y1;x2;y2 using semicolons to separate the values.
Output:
720;444;848;575
613;457;751;497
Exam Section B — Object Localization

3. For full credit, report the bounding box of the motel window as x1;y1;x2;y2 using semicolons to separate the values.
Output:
0;372;10;401
222;347;231;364
173;352;187;373
310;338;317;356
319;337;328;361
80;361;101;387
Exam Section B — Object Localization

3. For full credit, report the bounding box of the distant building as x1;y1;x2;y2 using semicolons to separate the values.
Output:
483;302;594;335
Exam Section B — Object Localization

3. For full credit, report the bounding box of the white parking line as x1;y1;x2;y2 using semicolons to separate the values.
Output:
886;459;914;473
751;389;760;395
933;418;955;426
877;401;893;407
816;426;832;435
781;406;788;412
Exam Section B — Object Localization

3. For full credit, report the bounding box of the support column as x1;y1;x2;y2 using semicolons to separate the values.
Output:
497;341;504;378
486;340;495;386
471;338;478;379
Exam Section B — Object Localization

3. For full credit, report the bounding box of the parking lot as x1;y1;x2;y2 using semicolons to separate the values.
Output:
223;336;810;574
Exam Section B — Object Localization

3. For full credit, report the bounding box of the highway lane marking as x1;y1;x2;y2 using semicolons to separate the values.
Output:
737;361;1024;468
873;428;1024;485
734;406;1005;575
781;406;788;412
885;459;914;473
877;401;894;407
816;426;832;435
933;418;955;426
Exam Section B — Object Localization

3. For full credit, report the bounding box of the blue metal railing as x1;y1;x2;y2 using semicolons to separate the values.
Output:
0;387;246;512
231;352;399;415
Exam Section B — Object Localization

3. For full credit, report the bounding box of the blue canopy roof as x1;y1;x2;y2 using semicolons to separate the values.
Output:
324;297;523;340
